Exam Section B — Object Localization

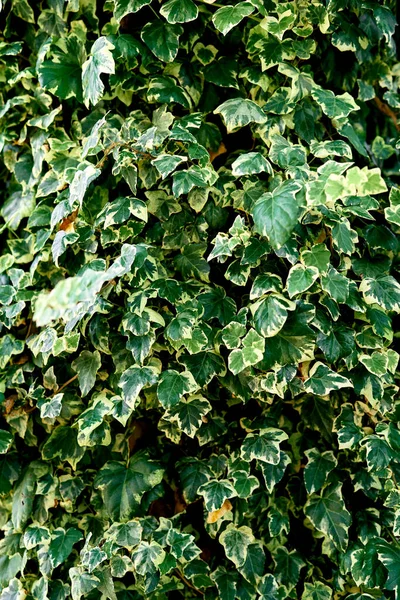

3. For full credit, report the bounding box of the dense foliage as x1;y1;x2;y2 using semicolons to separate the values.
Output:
1;0;400;598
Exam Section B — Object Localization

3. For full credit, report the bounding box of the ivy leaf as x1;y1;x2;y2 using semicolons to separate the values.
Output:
49;528;83;569
305;483;351;551
360;275;400;312
167;394;212;437
311;87;360;118
212;2;255;35
118;365;158;409
252;180;303;249
304;449;337;494
219;525;255;568
132;541;165;576
287;264;319;298
160;0;198;23
72;350;101;397
375;539;400;598
114;0;152;22
214;98;267;132
141;21;183;63
82;37;115;108
94;452;164;520
304;362;353;396
151;154;187;179
198;479;237;512
231;152;273;176
0;429;13;454
157;370;196;408
241;428;288;464
302;582;332;600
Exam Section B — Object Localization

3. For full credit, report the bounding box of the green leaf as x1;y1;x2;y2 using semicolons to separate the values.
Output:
302;582;332;600
166;394;211;437
198;479;237;512
311;87;360;118
360;275;400;312
94;452;164;520
114;0;152;22
212;2;255;35
49;528;83;569
304;362;353;396
160;0;198;23
42;426;85;470
174;243;210;282
141;20;182;62
305;483;351;551
119;365;158;409
131;541;165;576
82;37;115;108
273;547;305;590
72;350;101;397
304;449;337;494
214;98;267;133
157;370;196;408
231;152;273;176
219;525;255;568
375;539;400;598
0;429;13;454
253;295;295;338
252;180;303;249
287;264;318;298
241;428;288;464
151;154;187;179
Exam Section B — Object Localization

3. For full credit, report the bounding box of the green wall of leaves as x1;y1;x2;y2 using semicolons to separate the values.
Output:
1;0;400;598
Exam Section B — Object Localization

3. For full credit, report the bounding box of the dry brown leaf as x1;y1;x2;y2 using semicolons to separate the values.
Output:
209;142;227;163
206;499;232;524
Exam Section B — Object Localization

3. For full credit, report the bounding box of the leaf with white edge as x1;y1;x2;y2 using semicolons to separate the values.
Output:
252;294;295;338
241;428;288;464
304;362;353;396
302;582;332;600
321;267;349;303
70;567;100;600
151;154;187;179
311;87;360;118
0;429;13;454
212;2;255;35
214;98;267;133
198;479;237;512
304;449;337;494
72;350;101;397
219;525;255;568
160;0;198;23
252;180;303;249
94;452;164;520
305;483;351;551
287;264;318;298
375;539;400;598
359;276;400;312
166;394;212;437
118;365;158;409
231;152;273;176
82;37;115;108
114;0;152;22
359;351;389;376
131;541;165;576
141;20;182;63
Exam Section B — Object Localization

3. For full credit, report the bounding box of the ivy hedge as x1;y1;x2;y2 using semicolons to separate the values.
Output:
1;0;400;598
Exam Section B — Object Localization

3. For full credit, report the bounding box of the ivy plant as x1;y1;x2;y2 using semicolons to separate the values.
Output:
0;0;400;599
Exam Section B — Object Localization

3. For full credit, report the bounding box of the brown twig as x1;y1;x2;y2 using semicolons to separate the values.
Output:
51;373;78;396
373;96;400;132
174;570;204;597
